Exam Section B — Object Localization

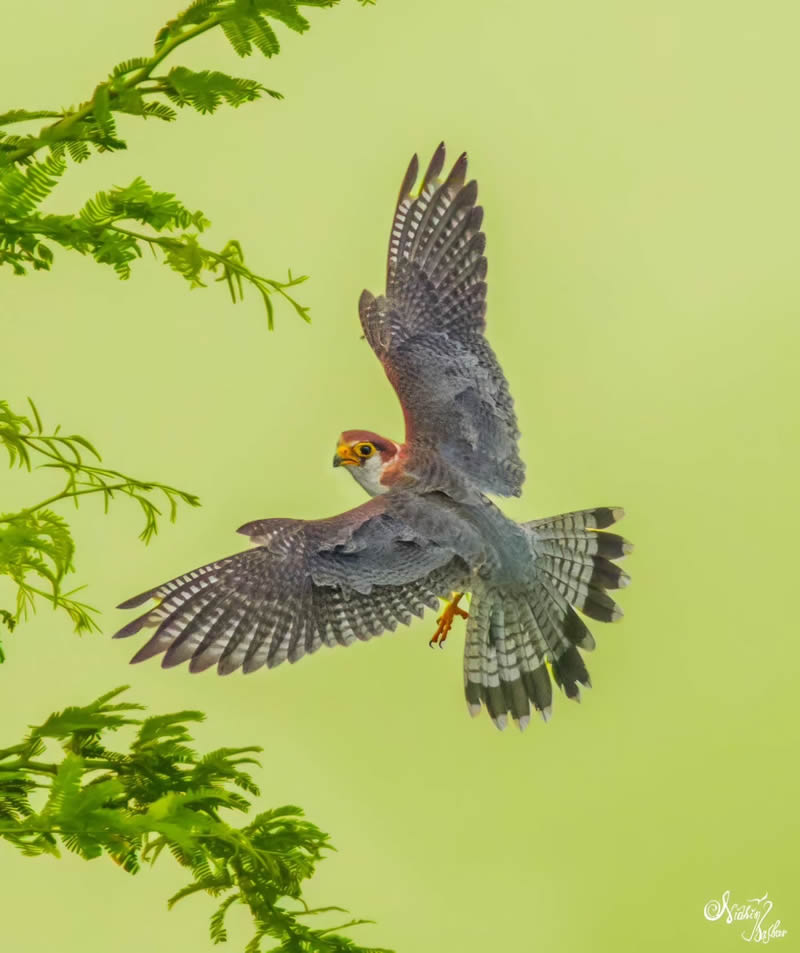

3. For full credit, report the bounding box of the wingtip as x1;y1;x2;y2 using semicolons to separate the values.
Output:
112;615;149;639
236;519;269;538
358;288;376;310
422;142;446;189
444;152;468;191
397;153;419;204
129;638;164;664
116;592;154;610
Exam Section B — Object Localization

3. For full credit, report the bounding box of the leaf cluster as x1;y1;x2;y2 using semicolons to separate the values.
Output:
0;0;370;322
0;399;199;654
0;1;350;167
0;172;310;321
0;687;391;953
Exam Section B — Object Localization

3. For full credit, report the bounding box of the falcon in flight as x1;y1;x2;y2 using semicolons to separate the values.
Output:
115;144;632;730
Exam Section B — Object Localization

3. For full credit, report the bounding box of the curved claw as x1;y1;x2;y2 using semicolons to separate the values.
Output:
429;593;469;648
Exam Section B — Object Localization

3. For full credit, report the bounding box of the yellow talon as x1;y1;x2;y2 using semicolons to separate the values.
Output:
429;592;469;648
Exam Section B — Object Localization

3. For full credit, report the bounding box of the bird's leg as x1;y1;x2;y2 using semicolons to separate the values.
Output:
429;592;469;649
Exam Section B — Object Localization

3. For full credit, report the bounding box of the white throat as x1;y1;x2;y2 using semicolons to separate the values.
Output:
347;455;389;496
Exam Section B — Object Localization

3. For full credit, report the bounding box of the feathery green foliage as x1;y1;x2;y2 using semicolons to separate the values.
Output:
2;4;388;948
0;686;391;953
0;0;373;325
0;399;200;658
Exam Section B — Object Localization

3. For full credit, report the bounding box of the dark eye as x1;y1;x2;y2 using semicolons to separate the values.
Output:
358;444;373;457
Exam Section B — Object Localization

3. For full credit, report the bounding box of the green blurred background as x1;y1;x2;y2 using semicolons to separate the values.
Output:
2;1;798;950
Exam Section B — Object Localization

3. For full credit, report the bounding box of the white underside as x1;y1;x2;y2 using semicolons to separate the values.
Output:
347;455;390;496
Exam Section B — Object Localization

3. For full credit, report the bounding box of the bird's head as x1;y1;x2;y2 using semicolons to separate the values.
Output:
333;430;400;496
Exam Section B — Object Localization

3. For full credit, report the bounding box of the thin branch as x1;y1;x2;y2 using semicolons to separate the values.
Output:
4;12;226;164
11;482;149;519
110;224;310;328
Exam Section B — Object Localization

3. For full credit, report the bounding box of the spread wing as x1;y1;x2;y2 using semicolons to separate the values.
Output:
359;143;525;496
113;494;470;675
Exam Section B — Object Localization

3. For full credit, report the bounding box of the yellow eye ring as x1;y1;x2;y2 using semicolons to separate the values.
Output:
358;443;373;457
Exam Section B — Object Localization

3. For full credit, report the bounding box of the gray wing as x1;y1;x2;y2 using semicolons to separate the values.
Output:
113;494;470;675
359;143;525;497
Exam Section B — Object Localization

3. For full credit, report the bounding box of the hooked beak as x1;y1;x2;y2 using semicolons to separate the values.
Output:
333;444;360;468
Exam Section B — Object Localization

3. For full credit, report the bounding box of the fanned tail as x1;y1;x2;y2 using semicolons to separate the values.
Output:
463;507;632;730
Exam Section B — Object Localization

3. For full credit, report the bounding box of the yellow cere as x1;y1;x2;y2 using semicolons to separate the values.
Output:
336;443;361;466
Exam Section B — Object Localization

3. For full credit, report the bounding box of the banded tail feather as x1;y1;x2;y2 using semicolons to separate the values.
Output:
463;507;632;730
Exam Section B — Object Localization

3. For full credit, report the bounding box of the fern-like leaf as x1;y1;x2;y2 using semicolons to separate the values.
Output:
209;893;239;944
0;154;66;217
247;14;280;58
255;0;312;34
110;57;152;78
164;66;272;113
0;685;395;953
220;18;254;58
66;139;91;163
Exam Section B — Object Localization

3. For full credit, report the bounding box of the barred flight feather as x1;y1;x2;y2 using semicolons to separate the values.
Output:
117;519;467;676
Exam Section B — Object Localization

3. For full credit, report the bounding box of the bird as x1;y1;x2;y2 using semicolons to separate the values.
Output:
114;143;632;731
